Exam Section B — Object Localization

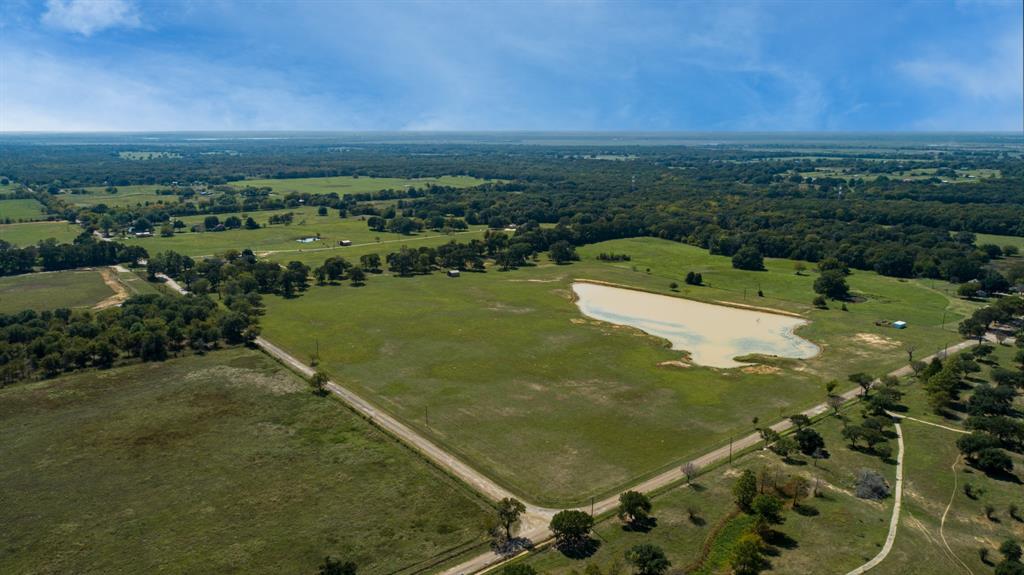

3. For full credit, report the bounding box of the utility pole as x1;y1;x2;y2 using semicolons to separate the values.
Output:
729;436;733;465
591;496;595;517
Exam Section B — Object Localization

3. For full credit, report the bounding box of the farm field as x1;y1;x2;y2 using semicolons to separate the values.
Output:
0;270;114;314
0;220;84;246
229;174;490;195
0;198;47;222
120;206;487;257
796;166;1001;183
0;348;492;574
70;184;182;208
521;408;896;574
259;237;975;505
976;232;1024;252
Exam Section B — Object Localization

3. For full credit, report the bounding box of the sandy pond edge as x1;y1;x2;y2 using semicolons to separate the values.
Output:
570;278;808;318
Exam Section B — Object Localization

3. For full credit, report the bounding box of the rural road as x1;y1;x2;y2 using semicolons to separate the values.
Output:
156;271;985;574
844;422;905;575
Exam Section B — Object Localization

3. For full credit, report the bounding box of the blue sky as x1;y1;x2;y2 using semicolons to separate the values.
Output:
1;0;1021;131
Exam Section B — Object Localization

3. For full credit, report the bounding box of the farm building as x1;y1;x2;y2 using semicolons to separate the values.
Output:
892;321;907;329
447;270;461;278
339;240;353;246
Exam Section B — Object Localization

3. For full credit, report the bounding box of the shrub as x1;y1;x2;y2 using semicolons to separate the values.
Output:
855;469;890;500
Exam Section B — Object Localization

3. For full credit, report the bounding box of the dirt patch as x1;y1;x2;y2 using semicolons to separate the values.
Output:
741;364;781;375
186;365;303;395
487;302;534;314
853;332;901;349
93;267;130;310
658;360;691;369
570;318;587;325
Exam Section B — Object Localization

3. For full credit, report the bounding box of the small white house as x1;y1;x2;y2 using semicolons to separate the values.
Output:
892;320;907;329
339;240;353;247
447;269;461;278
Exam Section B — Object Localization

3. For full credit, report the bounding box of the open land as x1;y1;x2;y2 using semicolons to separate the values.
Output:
259;237;978;505
0;348;492;574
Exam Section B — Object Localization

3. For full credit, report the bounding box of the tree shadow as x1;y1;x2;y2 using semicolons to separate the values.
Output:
793;503;820;517
622;517;658;533
782;457;808;466
688;482;707;493
557;537;601;559
688;513;706;527
763;529;799;551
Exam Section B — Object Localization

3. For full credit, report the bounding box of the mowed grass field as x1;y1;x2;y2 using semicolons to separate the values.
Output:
976;232;1024;252
0;270;114;314
229;175;490;195
121;206;487;257
0;198;48;222
522;408;896;574
0;221;82;246
0;348;492;574
69;185;182;208
259;237;976;505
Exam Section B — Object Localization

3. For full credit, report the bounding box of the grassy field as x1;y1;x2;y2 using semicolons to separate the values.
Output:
0;221;84;246
874;343;1024;575
229;175;490;195
0;348;492;574
0;198;48;222
69;185;182;208
259;237;975;505
120;206;487;257
797;166;1001;183
0;270;114;314
521;406;896;574
976;232;1024;252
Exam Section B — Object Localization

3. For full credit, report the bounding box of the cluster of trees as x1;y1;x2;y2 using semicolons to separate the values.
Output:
0;234;146;277
958;297;1024;343
952;345;1024;476
314;256;367;286
149;248;311;299
729;466;810;574
0;293;257;386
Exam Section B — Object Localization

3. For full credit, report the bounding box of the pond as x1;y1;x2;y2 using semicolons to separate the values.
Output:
572;282;819;368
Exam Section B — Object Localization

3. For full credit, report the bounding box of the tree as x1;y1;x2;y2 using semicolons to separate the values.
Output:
549;241;578;264
814;270;850;299
1001;540;1023;563
849;372;874;396
318;206;329;216
245;216;259;229
751;494;784;523
669;281;678;291
733;469;758;512
349;266;366;286
731;533;769;575
319;557;357;575
681;461;699;484
789;414;811;429
732;246;764;271
550;510;594;550
497;497;526;539
795;428;825;455
770;436;798;461
685;271;702;285
617;491;652;526
812;295;828;309
310;370;329;396
624;544;671;575
975;448;1013;474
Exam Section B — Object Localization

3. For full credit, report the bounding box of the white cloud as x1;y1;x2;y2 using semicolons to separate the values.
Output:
41;0;141;36
0;48;377;131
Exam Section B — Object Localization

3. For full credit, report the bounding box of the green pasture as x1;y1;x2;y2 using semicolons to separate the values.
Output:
0;348;491;574
797;166;1000;183
522;408;895;574
120;206;487;257
259;237;974;505
976;232;1024;252
118;151;182;160
229;175;489;196
70;184;182;208
0;198;48;222
0;221;83;246
0;270;113;314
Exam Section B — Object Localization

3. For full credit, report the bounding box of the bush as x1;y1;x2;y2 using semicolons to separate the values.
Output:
812;295;828;309
855;469;890;500
732;246;764;271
